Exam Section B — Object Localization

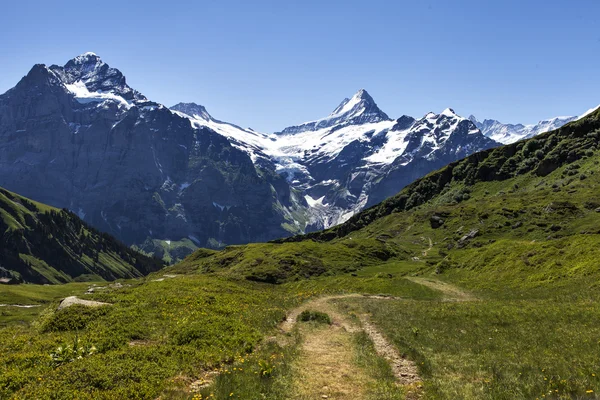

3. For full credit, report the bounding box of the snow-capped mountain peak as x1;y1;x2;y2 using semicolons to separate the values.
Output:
328;89;384;119
278;89;390;135
417;108;474;133
441;107;458;117
67;52;103;67
50;52;146;101
471;114;578;144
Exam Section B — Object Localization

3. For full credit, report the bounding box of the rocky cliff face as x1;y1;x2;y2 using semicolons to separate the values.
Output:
0;54;300;253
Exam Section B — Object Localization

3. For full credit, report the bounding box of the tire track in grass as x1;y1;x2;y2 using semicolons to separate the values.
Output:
281;294;422;399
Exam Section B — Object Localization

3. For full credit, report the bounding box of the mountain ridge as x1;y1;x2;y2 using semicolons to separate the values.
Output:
0;53;302;257
277;105;600;244
171;92;500;231
1;52;594;259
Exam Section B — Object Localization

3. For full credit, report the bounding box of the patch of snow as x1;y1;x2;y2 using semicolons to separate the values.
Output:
364;127;411;165
318;179;339;186
337;193;370;225
65;81;132;109
212;202;231;211
275;159;312;182
183;112;276;162
329;92;363;118
578;104;600;120
273;119;397;169
304;195;326;207
441;108;457;117
161;176;173;190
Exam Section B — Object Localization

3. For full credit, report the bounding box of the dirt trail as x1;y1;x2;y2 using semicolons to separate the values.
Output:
360;316;421;386
288;295;366;399
283;294;421;399
406;277;476;301
420;236;433;257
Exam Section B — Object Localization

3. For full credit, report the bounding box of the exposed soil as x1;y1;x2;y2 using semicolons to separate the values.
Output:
421;236;433;257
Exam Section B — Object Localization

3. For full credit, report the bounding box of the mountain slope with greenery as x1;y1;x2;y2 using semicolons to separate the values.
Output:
168;108;600;288
0;187;164;284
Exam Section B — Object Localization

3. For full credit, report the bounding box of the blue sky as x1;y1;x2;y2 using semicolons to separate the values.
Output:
1;0;599;132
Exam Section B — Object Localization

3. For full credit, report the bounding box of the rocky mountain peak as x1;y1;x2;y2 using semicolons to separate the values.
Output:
391;115;416;131
19;64;49;83
61;52;108;81
49;52;146;101
66;52;103;67
328;88;389;121
171;102;212;121
278;89;390;135
441;108;457;117
330;89;370;111
11;64;66;93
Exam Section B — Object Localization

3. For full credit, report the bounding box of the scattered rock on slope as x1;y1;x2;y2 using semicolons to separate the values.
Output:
57;296;111;310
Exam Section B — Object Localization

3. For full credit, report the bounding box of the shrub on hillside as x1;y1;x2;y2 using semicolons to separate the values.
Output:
297;310;331;324
41;305;110;333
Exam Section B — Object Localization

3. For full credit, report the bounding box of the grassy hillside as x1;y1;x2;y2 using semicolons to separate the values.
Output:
0;271;439;399
0;188;164;284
